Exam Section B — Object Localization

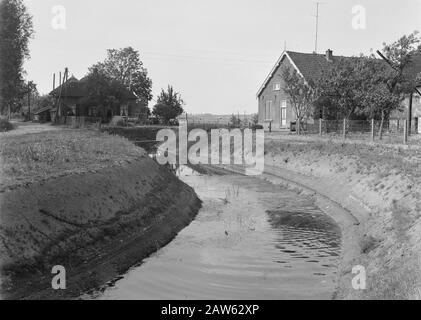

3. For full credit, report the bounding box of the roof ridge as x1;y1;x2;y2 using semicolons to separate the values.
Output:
287;50;323;55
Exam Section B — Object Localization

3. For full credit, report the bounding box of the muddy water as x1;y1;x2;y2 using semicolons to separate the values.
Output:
90;166;341;300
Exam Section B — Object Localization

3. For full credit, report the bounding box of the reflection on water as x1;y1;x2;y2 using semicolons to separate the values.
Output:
268;210;341;274
87;166;341;300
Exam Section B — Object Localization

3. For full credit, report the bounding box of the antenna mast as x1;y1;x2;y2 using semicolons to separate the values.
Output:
313;2;323;53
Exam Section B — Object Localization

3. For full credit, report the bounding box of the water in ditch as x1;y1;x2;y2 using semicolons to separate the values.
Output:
89;165;341;300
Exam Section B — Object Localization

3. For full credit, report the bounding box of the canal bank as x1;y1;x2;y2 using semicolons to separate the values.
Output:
0;128;201;300
261;139;421;299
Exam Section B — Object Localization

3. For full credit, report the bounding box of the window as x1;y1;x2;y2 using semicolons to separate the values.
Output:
273;83;281;91
281;100;287;127
265;101;273;120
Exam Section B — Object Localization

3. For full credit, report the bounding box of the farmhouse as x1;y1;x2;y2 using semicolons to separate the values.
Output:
257;50;343;131
49;75;143;122
33;106;52;123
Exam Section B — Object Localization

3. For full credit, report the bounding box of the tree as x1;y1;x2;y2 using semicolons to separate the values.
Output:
317;56;405;137
281;67;319;134
79;70;129;122
0;0;34;117
316;57;369;121
380;31;421;134
20;80;37;120
90;47;153;105
251;113;259;126
355;56;402;139
229;114;241;128
313;32;420;137
381;31;421;93
153;86;184;124
138;105;151;118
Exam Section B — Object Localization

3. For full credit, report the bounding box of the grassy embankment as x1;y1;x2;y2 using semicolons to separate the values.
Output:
0;128;201;299
0;129;143;191
264;137;421;299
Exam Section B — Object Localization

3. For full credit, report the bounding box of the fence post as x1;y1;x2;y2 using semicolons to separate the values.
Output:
343;119;347;140
403;119;408;144
319;119;323;136
371;119;375;142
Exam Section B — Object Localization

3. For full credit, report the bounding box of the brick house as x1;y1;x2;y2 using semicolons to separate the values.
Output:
50;75;143;121
257;50;349;132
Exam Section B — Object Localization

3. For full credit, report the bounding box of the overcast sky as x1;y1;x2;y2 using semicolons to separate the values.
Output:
24;0;421;114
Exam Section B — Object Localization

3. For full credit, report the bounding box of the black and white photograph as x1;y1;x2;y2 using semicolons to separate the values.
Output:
0;0;420;306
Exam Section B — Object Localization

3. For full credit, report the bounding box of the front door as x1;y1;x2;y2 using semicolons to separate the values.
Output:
280;100;287;128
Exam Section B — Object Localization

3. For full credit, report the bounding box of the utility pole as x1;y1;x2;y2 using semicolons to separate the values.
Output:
26;81;35;122
27;85;31;122
408;92;413;136
55;67;68;122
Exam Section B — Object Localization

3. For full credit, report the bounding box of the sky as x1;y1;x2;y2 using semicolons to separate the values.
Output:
23;0;421;114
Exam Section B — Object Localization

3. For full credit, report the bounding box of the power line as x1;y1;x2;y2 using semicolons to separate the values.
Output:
140;51;274;65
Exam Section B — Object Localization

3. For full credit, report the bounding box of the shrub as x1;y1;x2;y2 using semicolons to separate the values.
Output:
110;116;126;127
0;118;14;132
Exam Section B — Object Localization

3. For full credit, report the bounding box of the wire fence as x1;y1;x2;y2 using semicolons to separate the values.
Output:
60;113;418;146
298;119;419;145
182;118;420;145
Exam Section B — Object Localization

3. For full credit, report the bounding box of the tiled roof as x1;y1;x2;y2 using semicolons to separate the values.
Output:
257;50;357;96
286;51;345;82
33;106;52;115
258;49;421;97
50;76;137;100
51;76;85;97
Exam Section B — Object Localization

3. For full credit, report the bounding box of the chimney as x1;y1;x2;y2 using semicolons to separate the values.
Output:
326;49;333;62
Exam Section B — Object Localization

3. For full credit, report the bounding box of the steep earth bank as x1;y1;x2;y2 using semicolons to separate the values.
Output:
0;128;201;300
262;139;421;299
